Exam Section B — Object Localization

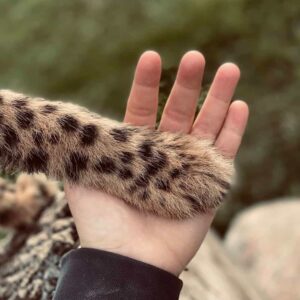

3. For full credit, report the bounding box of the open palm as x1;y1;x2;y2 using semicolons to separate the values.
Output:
65;51;249;276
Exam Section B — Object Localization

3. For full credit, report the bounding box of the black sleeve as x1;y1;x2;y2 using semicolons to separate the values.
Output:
53;248;183;300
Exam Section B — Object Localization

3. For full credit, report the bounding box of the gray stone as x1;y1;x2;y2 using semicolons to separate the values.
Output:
225;199;300;300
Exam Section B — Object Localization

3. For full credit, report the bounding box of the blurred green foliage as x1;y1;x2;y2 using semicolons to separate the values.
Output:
0;0;299;233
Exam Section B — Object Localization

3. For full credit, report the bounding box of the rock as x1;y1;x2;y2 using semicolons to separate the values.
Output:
180;231;267;300
225;199;300;300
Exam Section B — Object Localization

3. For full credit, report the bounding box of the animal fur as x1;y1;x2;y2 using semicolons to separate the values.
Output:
0;89;234;219
0;173;58;229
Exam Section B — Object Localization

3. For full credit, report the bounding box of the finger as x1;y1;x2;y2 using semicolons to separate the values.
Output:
159;51;205;133
192;63;240;141
215;100;249;158
124;51;162;127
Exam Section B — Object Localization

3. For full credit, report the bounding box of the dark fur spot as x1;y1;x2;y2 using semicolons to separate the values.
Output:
12;98;28;109
218;179;231;191
155;178;171;192
181;163;191;171
48;133;60;145
118;167;133;180
0;146;21;170
69;152;88;170
141;191;149;201
135;174;150;187
65;152;88;181
16;108;35;129
220;191;227;199
41;104;58;114
178;153;187;158
24;149;49;173
110;128;129;142
70;223;79;242
138;140;154;161
145;162;158;176
52;242;68;256
128;185;137;194
0;112;4;124
170;168;181;179
119;151;134;164
184;195;203;212
144;150;168;177
32;130;44;146
0;96;3;104
156;150;168;168
1;125;20;147
203;172;231;191
94;156;116;174
58;115;80;132
56;203;72;218
80;124;98;146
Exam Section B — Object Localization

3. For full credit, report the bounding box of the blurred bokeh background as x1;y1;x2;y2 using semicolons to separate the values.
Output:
0;0;299;235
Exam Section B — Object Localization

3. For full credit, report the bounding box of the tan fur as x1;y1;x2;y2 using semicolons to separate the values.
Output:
0;89;234;219
0;173;58;228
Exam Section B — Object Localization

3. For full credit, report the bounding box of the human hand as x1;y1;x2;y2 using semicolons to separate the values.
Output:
65;51;249;276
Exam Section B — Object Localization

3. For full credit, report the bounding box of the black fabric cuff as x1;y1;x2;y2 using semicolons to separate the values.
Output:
54;248;183;300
